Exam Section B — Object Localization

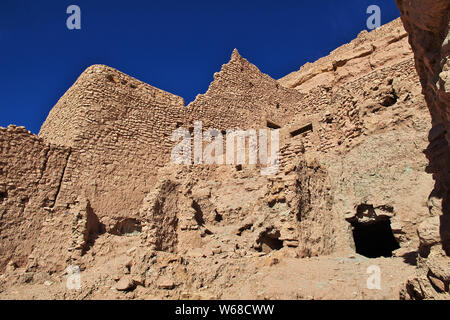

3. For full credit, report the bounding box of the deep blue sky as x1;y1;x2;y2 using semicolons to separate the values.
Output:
0;0;400;134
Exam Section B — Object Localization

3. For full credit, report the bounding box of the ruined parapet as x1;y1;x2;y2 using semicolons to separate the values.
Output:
279;57;426;158
0;125;71;271
186;49;306;130
39;64;186;148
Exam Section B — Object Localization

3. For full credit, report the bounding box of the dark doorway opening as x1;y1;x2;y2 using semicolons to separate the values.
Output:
0;191;7;204
351;219;400;258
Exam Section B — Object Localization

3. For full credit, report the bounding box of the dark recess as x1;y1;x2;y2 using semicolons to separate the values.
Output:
257;230;283;252
351;219;400;258
266;121;281;130
290;123;313;137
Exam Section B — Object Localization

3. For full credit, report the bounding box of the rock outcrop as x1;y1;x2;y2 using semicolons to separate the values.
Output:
395;0;450;300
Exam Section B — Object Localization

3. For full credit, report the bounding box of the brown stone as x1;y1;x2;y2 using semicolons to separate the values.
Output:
157;278;175;290
428;275;446;293
115;277;136;292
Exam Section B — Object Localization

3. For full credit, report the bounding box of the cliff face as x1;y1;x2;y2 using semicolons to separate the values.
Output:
278;19;411;92
395;0;450;300
0;15;445;299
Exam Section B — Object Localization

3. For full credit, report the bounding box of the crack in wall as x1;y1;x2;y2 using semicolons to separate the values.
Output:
51;148;72;208
37;146;50;184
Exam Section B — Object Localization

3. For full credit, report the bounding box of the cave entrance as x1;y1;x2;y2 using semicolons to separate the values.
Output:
351;219;400;258
257;230;283;253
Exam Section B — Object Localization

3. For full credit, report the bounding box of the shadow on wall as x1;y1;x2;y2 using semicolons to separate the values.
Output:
424;129;450;257
440;215;450;256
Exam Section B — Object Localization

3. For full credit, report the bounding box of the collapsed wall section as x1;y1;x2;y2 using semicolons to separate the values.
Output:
0;126;71;271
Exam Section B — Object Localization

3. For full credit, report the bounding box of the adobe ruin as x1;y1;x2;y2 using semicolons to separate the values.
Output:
0;2;448;299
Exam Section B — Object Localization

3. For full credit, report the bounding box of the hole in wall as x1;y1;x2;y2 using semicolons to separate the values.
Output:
20;196;29;205
0;191;7;204
380;95;397;107
427;270;448;293
290;123;313;138
214;210;223;222
112;218;142;236
256;229;283;253
350;218;400;258
266;120;281;130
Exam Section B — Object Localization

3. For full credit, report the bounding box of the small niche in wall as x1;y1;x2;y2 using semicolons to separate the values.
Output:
290;123;313;138
266;120;281;130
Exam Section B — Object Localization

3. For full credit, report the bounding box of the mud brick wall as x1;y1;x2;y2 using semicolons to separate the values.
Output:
186;49;306;131
0;126;70;271
39;65;188;221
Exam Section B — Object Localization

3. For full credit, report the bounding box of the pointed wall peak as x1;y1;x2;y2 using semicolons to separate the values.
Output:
231;48;242;61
